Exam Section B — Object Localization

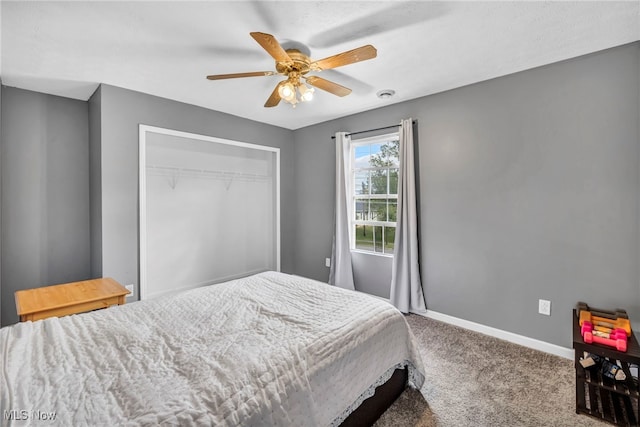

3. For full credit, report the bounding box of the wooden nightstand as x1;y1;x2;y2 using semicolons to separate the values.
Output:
14;278;130;322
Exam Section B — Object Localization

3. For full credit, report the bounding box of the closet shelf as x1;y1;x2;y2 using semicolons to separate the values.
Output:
147;165;271;189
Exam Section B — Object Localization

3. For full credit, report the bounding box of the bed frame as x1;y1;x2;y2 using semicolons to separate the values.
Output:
340;368;408;426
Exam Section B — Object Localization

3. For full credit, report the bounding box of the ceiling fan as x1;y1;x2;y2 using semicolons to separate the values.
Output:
206;32;377;108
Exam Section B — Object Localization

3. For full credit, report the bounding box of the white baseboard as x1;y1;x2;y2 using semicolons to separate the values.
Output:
360;294;573;359
412;309;574;360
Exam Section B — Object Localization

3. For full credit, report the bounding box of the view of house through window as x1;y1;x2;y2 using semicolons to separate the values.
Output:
352;132;400;255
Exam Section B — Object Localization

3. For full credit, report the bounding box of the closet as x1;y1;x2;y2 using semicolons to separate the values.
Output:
139;125;280;299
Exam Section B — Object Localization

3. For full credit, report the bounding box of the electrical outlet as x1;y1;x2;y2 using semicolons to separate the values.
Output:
538;299;551;316
126;284;135;298
325;258;331;268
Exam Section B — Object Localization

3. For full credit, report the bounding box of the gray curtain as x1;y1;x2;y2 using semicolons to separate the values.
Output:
390;119;426;313
329;132;355;290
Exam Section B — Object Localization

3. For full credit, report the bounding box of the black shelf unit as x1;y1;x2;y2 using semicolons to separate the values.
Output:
573;309;640;426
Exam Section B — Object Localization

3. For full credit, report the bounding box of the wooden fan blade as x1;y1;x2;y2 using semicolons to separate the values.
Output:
306;76;352;97
250;32;292;64
311;45;377;71
265;82;283;107
206;71;275;80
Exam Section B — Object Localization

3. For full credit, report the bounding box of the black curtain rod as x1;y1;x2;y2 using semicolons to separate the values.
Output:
330;120;416;140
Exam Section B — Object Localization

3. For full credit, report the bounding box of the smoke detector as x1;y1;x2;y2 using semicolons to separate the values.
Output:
376;89;395;99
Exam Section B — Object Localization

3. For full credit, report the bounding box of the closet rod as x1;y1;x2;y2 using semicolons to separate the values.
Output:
330;120;416;140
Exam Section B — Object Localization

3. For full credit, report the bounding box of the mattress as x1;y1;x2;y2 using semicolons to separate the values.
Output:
1;271;425;426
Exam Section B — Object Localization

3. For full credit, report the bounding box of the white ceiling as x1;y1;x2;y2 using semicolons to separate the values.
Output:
2;1;639;130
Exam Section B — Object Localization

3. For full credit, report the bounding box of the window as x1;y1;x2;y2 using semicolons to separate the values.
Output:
351;132;399;255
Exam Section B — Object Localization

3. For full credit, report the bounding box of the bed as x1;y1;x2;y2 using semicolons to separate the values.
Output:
1;271;425;426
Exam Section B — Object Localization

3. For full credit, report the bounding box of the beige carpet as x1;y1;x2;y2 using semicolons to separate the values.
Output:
374;314;609;427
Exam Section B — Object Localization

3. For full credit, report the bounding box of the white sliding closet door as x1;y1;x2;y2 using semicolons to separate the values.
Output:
140;125;280;300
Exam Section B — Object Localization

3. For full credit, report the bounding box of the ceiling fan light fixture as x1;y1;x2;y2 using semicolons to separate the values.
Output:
299;84;315;102
279;82;295;99
281;85;298;108
207;32;378;109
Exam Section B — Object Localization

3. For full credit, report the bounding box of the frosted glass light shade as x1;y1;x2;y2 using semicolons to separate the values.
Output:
278;82;295;99
299;84;314;102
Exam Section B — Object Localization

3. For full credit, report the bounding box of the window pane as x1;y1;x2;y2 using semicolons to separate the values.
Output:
374;226;384;252
384;141;400;167
370;199;386;221
369;142;384;167
354;171;370;195
389;168;398;194
371;169;387;195
355;224;375;252
370;140;399;167
354;145;370;168
354;199;367;221
354;144;370;158
388;199;397;222
356;199;371;221
384;226;396;254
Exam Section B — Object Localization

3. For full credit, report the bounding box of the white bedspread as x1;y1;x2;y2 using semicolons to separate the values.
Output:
1;271;425;426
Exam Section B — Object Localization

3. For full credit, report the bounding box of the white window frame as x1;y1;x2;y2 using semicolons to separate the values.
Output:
350;132;400;257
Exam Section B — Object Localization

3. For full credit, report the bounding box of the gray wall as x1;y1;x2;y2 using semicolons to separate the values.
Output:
88;86;102;278
0;79;2;323
293;42;640;347
92;84;295;300
352;252;392;298
1;86;91;325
